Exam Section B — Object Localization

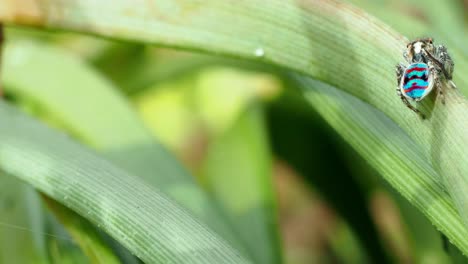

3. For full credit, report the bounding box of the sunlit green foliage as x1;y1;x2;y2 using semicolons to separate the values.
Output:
0;0;467;263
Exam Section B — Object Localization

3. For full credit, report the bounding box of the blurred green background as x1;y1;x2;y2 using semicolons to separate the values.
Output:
0;0;467;263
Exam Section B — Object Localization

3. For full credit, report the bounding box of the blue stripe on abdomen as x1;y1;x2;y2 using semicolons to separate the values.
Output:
406;70;427;78
404;79;429;89
408;63;428;69
406;89;425;98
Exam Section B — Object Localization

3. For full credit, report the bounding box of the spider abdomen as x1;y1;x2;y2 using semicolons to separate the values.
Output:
400;63;434;100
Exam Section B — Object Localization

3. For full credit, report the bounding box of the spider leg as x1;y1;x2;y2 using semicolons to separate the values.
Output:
395;63;425;119
425;45;456;89
448;80;457;89
435;45;454;81
403;50;411;64
430;65;445;105
396;63;405;85
397;89;425;119
422;49;447;77
436;45;457;89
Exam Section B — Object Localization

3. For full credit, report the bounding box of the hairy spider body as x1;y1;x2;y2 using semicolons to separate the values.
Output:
395;38;455;118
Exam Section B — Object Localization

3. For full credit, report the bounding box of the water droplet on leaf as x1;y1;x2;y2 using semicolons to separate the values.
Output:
254;47;265;57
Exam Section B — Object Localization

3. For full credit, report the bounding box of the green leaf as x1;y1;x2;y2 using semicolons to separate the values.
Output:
2;41;246;255
203;104;282;264
407;0;468;55
266;89;389;263
344;0;468;84
0;139;91;263
0;175;48;264
346;0;467;52
134;67;283;263
42;195;121;264
295;76;468;255
0;100;250;263
390;187;451;263
2;0;468;256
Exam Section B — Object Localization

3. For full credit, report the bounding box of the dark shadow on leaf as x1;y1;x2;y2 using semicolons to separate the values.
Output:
266;83;390;263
